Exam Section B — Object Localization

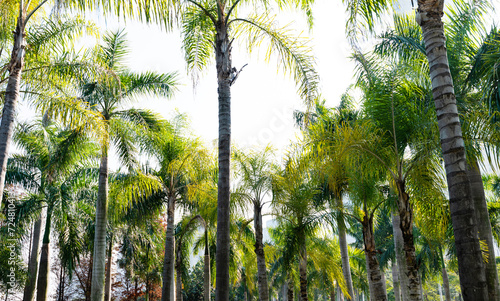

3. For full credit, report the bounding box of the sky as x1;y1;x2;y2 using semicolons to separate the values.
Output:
81;0;359;160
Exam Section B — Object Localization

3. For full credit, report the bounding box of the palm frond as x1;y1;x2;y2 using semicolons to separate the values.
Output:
232;14;319;106
121;71;179;99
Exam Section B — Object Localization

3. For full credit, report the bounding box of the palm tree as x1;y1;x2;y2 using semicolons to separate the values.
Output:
343;0;490;297
0;1;101;210
347;163;388;301
376;4;500;298
415;0;489;296
7;120;98;301
304;99;358;301
272;151;326;301
182;5;319;297
233;146;277;301
43;30;179;301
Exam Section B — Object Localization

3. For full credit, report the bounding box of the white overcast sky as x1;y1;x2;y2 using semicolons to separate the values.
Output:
18;0;499;164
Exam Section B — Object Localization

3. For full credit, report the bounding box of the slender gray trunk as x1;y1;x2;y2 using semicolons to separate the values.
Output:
161;194;176;301
362;215;387;301
91;152;109;301
23;211;43;301
254;201;270;301
36;206;52;301
392;261;401;301
396;182;422;301
337;283;344;301
215;18;232;301
466;161;500;300
104;234;113;301
204;233;211;301
338;200;355;301
0;8;26;208
416;4;488;300
392;212;410;301
442;265;451;301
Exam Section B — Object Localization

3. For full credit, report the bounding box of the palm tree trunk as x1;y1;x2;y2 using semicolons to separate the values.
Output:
442;266;451;301
254;201;270;301
0;7;26;209
204;231;211;301
215;18;232;301
466;161;500;300
288;279;295;301
161;194;176;301
392;212;410;301
337;283;344;301
338;210;355;301
36;205;53;301
298;232;308;301
362;216;387;301
416;3;488;300
91;152;109;301
104;234;113;301
23;211;43;301
57;265;65;301
242;271;248;301
176;245;183;301
392;260;401;301
396;183;422;301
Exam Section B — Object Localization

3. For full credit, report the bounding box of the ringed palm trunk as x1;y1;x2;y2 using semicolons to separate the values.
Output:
161;194;176;301
23;211;43;301
36;205;53;301
0;9;26;209
254;201;270;301
215;18;232;301
416;2;488;299
91;150;109;301
392;212;410;301
466;161;500;300
362;215;387;301
298;231;308;301
104;234;113;301
204;231;211;301
396;182;422;300
337;199;355;301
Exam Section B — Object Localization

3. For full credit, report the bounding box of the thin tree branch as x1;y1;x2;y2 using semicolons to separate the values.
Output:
225;0;243;26
26;0;48;23
187;0;217;25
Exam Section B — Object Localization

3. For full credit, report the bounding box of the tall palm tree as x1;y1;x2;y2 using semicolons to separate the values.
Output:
0;1;101;210
181;5;319;298
415;0;489;296
305;99;358;301
344;0;490;297
376;4;500;298
43;30;179;301
233;146;276;301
